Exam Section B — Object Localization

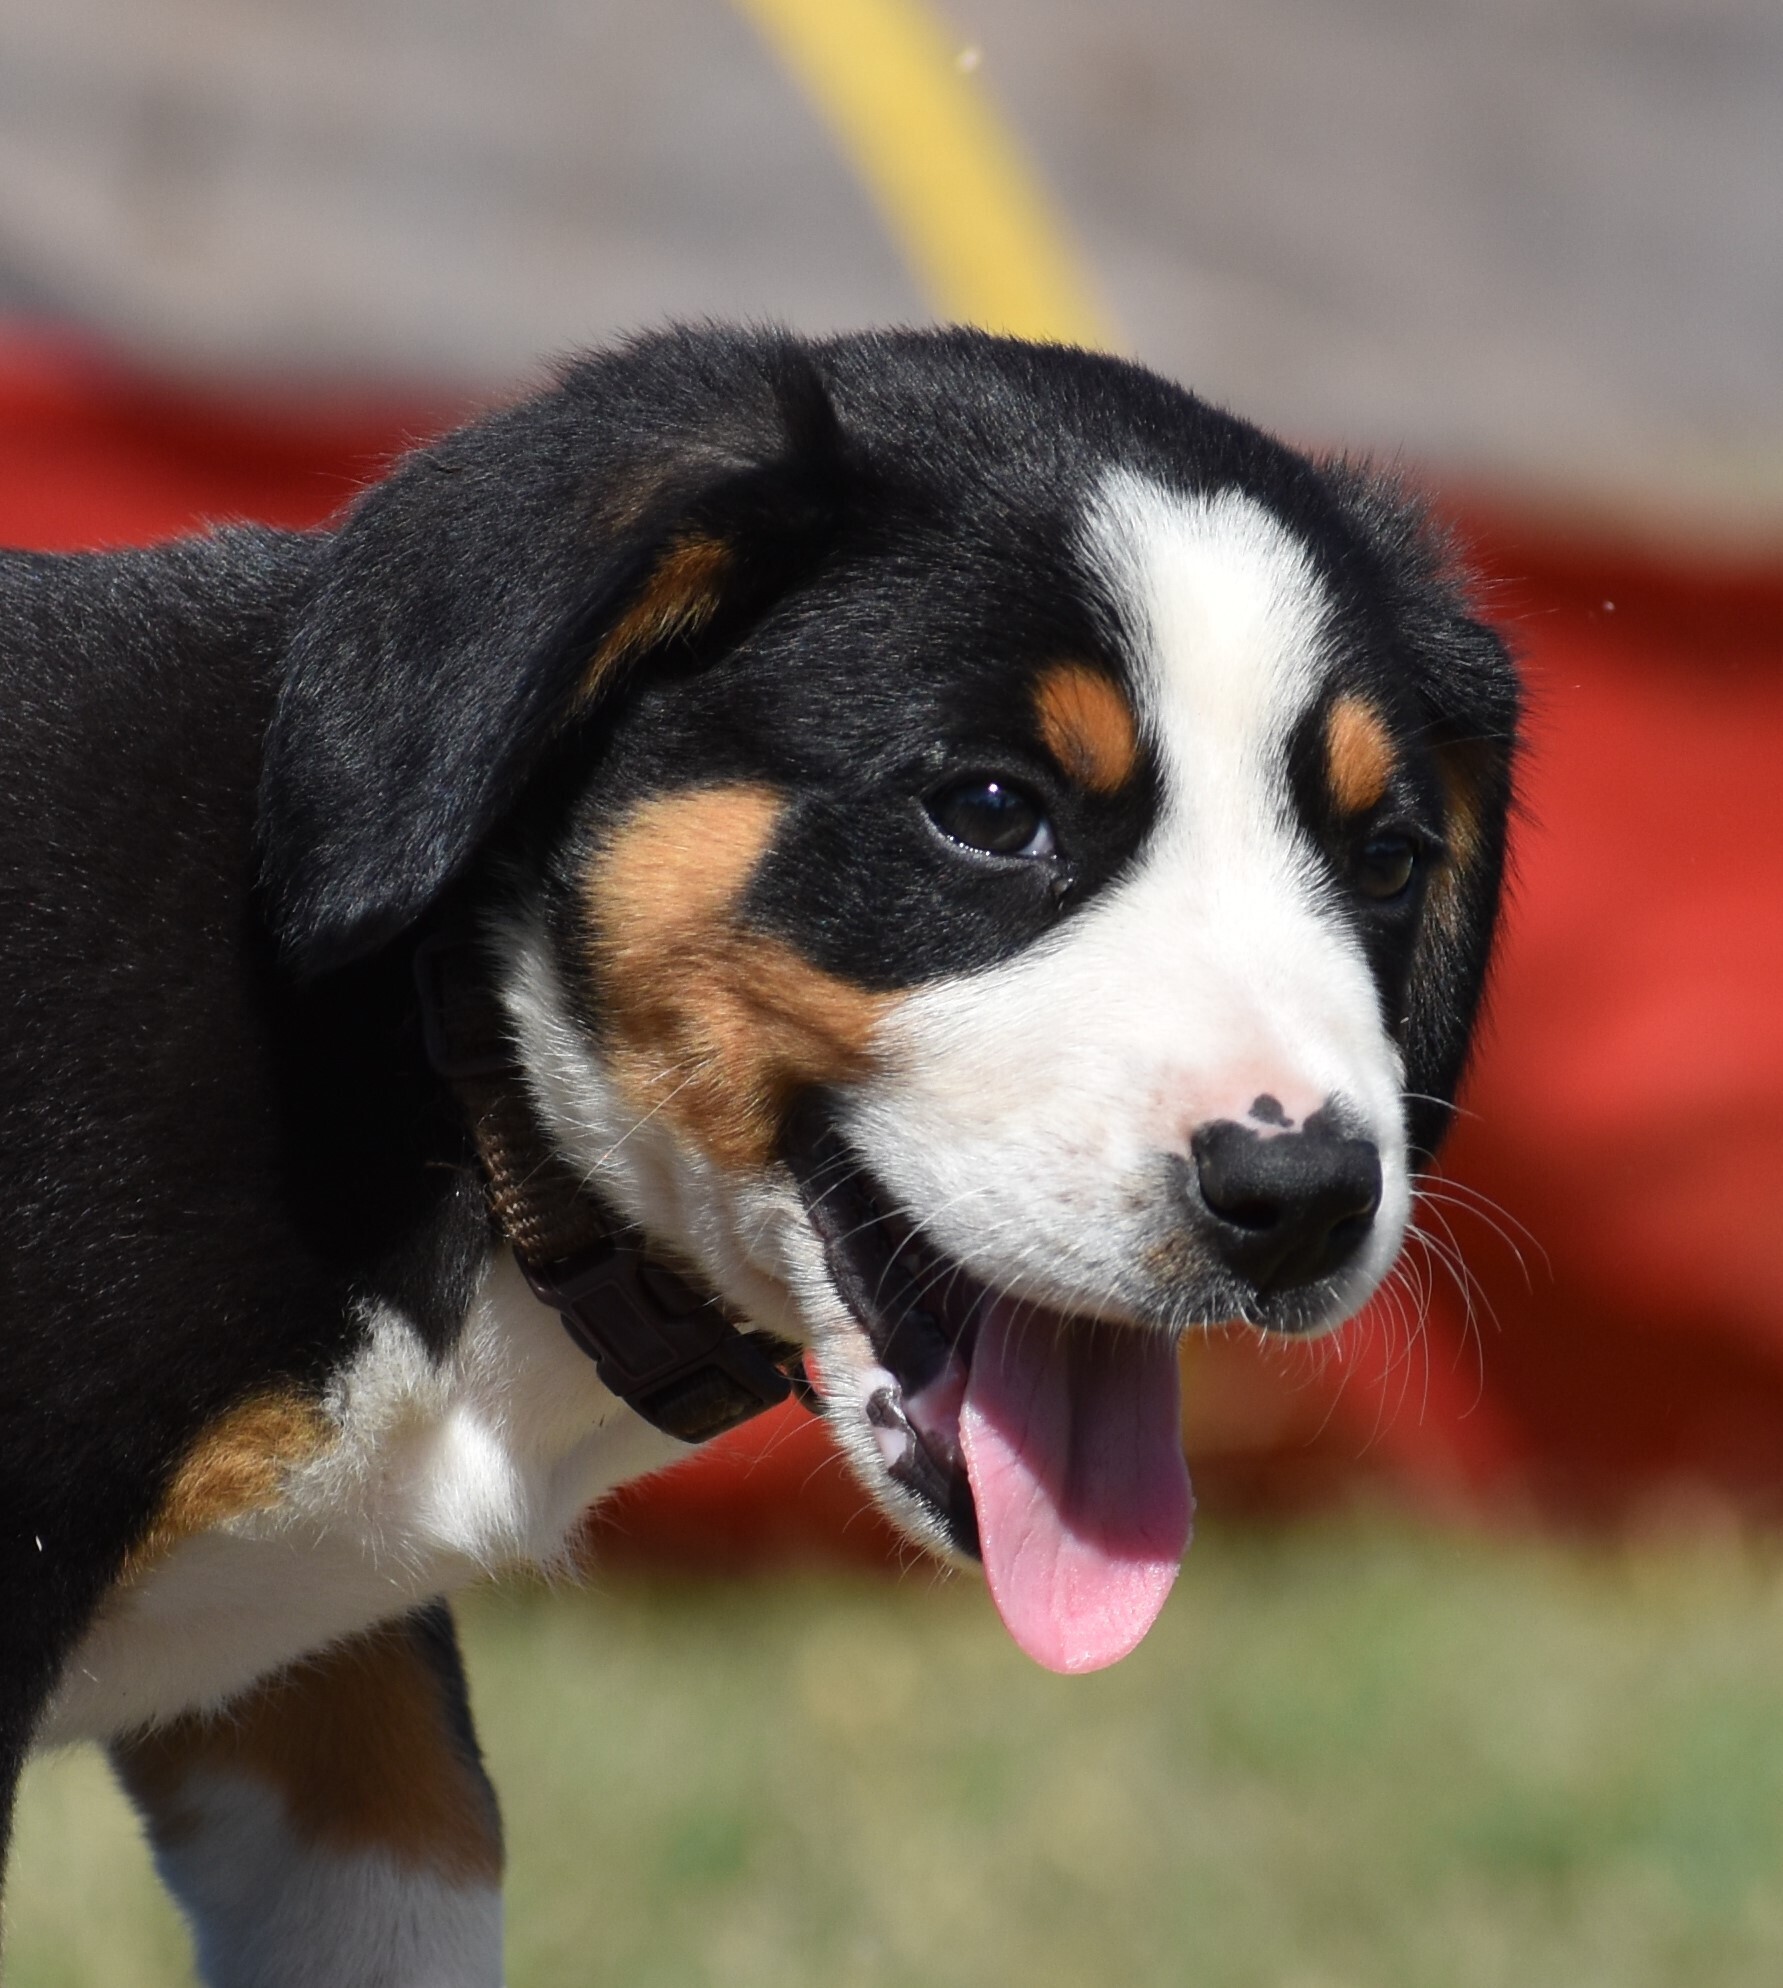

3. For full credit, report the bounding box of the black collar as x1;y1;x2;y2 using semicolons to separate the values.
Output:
414;929;807;1445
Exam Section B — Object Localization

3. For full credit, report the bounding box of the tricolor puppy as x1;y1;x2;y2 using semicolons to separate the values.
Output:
0;327;1516;1980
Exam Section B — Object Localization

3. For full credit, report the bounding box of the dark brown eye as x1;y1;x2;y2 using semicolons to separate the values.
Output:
1356;832;1418;900
927;778;1056;858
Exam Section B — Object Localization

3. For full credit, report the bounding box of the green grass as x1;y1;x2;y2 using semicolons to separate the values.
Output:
14;1515;1783;1985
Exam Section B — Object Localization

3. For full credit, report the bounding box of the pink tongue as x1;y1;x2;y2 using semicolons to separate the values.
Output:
959;1299;1193;1674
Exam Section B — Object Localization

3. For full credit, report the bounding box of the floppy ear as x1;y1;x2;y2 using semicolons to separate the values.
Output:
257;330;847;977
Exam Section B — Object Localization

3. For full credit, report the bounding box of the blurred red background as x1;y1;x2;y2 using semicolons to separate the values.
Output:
7;329;1780;1559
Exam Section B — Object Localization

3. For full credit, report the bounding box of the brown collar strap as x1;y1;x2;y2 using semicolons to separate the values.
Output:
413;931;797;1445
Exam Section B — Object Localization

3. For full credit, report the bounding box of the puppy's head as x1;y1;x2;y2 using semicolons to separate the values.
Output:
261;328;1518;1671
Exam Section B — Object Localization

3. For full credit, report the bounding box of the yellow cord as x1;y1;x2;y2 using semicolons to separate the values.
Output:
729;0;1119;349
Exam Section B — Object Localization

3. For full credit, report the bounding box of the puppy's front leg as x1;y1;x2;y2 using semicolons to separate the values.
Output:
110;1602;503;1988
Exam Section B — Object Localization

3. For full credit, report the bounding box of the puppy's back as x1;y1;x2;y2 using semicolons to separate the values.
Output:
0;530;356;1719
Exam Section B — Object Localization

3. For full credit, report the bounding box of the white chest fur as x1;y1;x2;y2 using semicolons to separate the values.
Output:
42;1253;685;1745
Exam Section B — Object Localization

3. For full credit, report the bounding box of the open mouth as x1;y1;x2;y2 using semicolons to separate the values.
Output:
788;1109;986;1556
785;1103;1194;1676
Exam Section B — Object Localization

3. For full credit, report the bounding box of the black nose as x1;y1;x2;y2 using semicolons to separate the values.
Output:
1188;1114;1382;1293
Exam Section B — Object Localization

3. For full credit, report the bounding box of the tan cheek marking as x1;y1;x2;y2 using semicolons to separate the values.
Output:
120;1392;334;1581
1034;662;1139;794
1437;744;1487;871
577;533;732;703
588;785;894;1171
1425;740;1491;940
111;1622;502;1884
1325;694;1398;815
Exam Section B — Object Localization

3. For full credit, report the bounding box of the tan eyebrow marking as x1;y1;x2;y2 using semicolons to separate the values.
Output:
1324;693;1398;815
1033;663;1139;794
586;783;893;1172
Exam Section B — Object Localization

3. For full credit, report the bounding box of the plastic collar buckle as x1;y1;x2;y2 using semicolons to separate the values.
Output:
525;1244;792;1445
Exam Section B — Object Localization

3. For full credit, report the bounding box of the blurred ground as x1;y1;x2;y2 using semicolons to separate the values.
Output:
1;0;1779;543
19;1516;1783;1988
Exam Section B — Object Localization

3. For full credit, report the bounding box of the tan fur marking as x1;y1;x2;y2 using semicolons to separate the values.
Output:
1425;741;1490;939
122;1392;334;1580
1325;694;1398;815
588;785;892;1171
1034;663;1139;794
580;534;732;700
1437;744;1486;872
112;1620;502;1884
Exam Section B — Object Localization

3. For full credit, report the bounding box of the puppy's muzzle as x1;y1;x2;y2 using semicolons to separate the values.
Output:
1185;1108;1383;1294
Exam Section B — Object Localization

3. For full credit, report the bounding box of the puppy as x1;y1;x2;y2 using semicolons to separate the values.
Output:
0;326;1517;1982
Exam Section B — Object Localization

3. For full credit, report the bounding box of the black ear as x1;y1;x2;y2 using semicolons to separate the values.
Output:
257;329;847;977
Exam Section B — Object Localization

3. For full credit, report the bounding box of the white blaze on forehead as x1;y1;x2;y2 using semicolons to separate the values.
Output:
1086;471;1328;842
1067;471;1390;1138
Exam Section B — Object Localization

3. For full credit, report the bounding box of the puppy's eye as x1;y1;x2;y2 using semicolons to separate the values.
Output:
1355;832;1419;900
927;778;1057;858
